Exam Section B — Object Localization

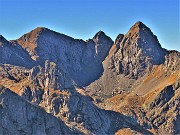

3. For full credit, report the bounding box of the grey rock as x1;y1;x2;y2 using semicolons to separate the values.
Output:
113;21;167;78
0;36;35;68
0;86;80;135
16;28;113;86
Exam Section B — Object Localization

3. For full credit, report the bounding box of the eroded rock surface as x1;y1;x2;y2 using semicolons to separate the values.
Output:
16;28;113;86
0;86;79;135
0;35;35;68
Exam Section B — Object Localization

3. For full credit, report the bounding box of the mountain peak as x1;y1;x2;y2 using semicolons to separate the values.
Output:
0;35;8;45
31;27;55;34
132;21;148;29
34;26;48;31
34;26;47;30
93;31;107;40
115;34;124;44
133;21;145;27
128;21;151;35
112;21;167;78
18;27;53;40
18;27;44;41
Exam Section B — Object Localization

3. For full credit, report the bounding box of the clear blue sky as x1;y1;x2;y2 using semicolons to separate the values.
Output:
0;0;179;51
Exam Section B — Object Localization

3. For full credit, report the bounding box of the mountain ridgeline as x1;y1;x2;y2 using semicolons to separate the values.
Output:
0;21;179;135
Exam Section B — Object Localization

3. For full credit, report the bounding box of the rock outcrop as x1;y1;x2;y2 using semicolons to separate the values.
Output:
112;21;167;78
0;86;79;135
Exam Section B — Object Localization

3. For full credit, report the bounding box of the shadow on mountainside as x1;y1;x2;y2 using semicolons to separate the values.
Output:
71;90;153;135
105;110;153;135
72;62;104;87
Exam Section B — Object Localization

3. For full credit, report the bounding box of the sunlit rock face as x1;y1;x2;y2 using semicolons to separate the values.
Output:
112;21;167;78
0;87;79;135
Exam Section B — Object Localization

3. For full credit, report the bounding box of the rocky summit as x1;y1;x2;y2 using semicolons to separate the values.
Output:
0;21;179;135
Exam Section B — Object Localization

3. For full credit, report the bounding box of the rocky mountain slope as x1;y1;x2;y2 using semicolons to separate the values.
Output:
0;21;179;134
0;86;79;135
16;28;113;86
0;61;153;135
0;35;35;68
86;21;168;97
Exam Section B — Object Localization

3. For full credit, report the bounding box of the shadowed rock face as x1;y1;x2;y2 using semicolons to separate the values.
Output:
16;28;113;86
0;21;179;134
0;35;35;68
0;35;9;45
0;87;80;135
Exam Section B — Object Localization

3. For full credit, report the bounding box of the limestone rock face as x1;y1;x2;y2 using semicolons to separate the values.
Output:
42;88;112;134
114;34;124;50
0;35;34;68
27;63;112;134
0;62;113;134
0;62;153;134
86;22;168;97
0;35;9;45
147;81;180;134
93;31;114;61
164;50;180;70
0;87;78;135
19;61;75;105
113;21;167;78
16;28;113;86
